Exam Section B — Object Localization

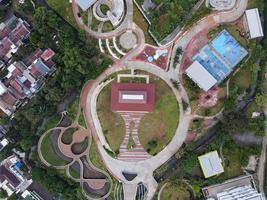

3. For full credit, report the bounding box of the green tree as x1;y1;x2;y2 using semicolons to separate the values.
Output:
255;93;267;108
0;189;8;198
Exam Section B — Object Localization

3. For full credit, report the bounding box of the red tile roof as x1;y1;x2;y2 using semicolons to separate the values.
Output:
44;60;55;69
23;79;31;89
0;165;21;188
24;48;43;66
0;37;12;59
41;48;55;61
0;26;11;40
110;83;155;112
9;23;30;44
30;65;42;78
1;92;17;106
10;79;23;95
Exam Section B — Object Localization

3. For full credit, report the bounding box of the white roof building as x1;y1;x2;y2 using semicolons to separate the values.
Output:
0;82;7;95
202;175;264;200
185;61;217;91
245;9;264;39
76;0;97;11
198;151;224;178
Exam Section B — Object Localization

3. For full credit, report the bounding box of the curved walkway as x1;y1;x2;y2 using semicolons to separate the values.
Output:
38;110;113;200
71;0;133;39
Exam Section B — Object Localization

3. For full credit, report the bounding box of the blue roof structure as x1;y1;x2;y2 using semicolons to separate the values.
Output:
211;30;248;67
192;30;248;84
15;161;23;169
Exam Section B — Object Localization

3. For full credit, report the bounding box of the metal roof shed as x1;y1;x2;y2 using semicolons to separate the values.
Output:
198;151;224;178
245;8;264;39
185;61;217;91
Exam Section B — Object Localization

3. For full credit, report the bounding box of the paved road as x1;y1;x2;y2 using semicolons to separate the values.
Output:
257;107;267;195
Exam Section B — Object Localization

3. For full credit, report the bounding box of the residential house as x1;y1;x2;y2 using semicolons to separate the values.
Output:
0;15;30;62
0;48;56;116
0;155;32;197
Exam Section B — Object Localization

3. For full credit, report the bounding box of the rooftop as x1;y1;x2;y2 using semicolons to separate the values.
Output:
110;82;155;112
245;8;264;39
198;151;224;178
202;175;263;200
186;30;248;91
185;60;217;91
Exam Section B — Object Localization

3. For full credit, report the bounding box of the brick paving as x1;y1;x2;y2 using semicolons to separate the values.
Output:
133;45;172;71
117;112;151;161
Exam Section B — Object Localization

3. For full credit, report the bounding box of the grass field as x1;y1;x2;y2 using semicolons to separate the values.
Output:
247;0;264;9
133;5;156;45
61;128;78;144
37;114;61;135
69;167;80;179
47;0;78;28
229;64;251;94
96;84;125;153
41;133;68;166
97;71;179;155
138;74;179;155
135;0;198;41
89;141;107;170
67;97;80;120
160;183;191;200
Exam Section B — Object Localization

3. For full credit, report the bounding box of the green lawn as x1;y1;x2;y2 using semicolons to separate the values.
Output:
133;5;156;45
96;84;125;153
40;133;68;166
61;128;78;144
136;0;198;41
229;64;252;94
78;112;87;128
138;74;179;155
247;0;264;9
67;97;80;120
69;167;80;179
97;71;179;155
47;0;78;28
160;183;191;200
89;140;107;170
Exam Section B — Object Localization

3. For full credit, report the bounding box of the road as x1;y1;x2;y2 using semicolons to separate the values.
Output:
257;106;267;195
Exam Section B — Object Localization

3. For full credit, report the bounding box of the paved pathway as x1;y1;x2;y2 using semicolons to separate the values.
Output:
71;0;133;39
117;112;151;162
